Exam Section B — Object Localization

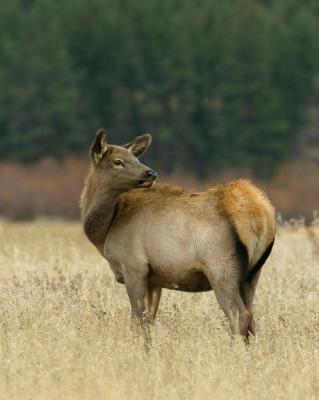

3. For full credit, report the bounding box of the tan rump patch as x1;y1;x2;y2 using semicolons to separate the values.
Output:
215;180;276;269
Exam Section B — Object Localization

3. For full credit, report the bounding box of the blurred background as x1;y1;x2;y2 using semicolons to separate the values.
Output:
1;0;319;220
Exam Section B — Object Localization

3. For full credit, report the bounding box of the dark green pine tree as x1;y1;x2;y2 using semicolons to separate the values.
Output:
0;0;319;177
0;0;87;161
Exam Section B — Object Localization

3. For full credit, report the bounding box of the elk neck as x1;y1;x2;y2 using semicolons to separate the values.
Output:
81;172;124;251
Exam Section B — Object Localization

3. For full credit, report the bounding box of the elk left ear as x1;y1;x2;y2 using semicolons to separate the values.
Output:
90;129;108;165
124;134;152;158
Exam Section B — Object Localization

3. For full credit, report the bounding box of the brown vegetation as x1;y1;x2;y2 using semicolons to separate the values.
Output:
0;157;88;219
0;157;319;220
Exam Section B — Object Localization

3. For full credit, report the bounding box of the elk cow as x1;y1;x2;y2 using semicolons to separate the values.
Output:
80;129;276;339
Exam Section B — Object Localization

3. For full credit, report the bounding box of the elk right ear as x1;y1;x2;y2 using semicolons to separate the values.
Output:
90;129;108;165
124;134;152;158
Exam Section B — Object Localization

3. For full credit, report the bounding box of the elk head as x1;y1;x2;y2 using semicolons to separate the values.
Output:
90;129;157;191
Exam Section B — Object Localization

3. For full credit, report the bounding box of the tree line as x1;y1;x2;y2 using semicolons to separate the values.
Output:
0;0;319;177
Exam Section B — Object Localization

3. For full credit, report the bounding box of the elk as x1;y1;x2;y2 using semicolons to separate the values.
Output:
80;129;276;339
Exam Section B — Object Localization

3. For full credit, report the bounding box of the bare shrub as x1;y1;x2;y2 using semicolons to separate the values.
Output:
1;157;319;220
0;157;88;219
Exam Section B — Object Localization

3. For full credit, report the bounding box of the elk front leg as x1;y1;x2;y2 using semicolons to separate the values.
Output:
124;269;153;349
147;284;162;324
124;269;149;324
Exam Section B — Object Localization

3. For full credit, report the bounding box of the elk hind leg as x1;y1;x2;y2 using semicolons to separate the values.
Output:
206;267;251;339
240;269;262;336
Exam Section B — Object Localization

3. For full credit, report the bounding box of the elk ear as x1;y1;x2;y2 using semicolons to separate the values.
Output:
90;129;108;165
124;134;152;158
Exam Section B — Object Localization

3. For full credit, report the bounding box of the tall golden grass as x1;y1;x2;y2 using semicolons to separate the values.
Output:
0;220;318;400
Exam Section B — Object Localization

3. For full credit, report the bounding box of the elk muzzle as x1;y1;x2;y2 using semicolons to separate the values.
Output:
138;169;157;187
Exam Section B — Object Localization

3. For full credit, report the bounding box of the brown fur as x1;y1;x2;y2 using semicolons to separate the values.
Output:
213;180;276;269
80;131;276;339
114;182;275;273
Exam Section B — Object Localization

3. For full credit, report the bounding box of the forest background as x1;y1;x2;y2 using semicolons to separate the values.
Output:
1;0;319;220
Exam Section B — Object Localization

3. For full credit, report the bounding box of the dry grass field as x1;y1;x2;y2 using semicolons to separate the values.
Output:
0;220;318;400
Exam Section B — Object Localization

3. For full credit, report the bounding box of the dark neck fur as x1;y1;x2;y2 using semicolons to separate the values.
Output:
81;176;122;251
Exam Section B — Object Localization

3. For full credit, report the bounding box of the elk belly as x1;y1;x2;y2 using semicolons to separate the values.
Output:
148;268;212;292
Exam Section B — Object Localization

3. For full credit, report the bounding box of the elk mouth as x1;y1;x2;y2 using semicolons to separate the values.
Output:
137;179;154;188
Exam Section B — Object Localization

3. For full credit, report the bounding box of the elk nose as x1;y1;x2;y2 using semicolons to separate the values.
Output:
145;169;157;180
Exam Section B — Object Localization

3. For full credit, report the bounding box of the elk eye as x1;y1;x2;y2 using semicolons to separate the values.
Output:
113;159;125;167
